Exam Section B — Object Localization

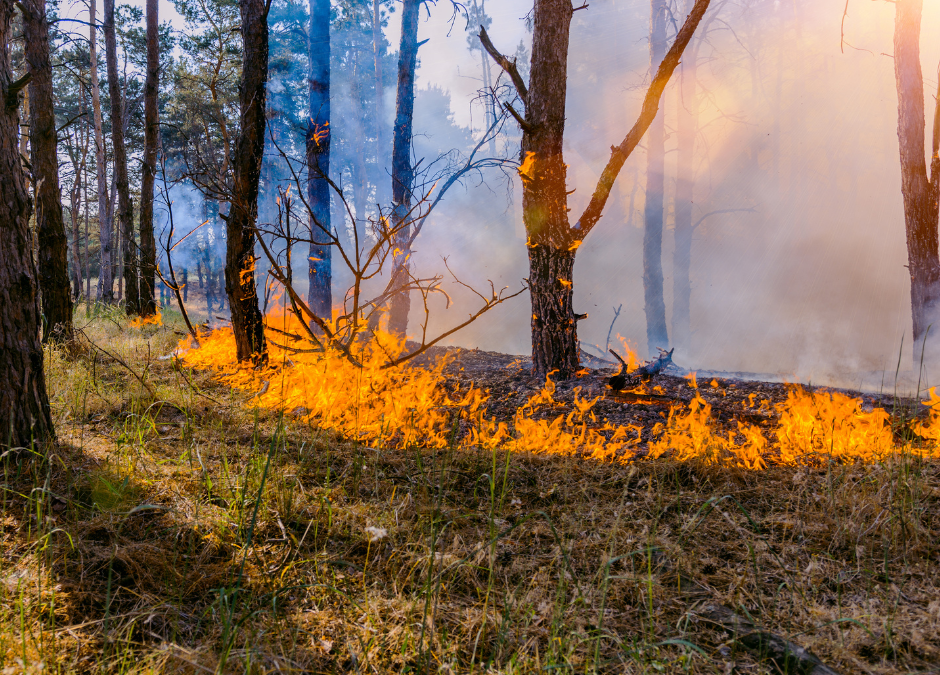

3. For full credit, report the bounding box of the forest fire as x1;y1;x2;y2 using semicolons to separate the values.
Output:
180;315;940;467
129;312;163;328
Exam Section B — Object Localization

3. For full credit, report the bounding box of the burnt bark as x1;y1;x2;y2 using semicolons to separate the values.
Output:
0;0;54;448
104;0;138;314
224;0;268;364
89;0;113;304
387;0;420;338
306;0;331;316
23;0;73;342
138;0;158;317
643;0;669;354
894;0;940;349
529;245;578;378
482;0;711;378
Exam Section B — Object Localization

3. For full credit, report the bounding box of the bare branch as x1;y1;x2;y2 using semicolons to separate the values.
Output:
5;72;32;110
690;207;756;230
575;0;711;239
478;26;528;104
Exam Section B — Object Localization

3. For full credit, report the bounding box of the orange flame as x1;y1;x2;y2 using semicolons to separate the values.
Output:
130;312;163;328
179;317;940;468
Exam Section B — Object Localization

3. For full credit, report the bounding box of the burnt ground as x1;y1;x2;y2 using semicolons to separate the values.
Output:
406;344;925;456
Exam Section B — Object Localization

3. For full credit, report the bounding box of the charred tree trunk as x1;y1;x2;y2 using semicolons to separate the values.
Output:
643;0;669;354
672;15;699;353
89;0;113;304
387;0;420;338
104;0;137;314
306;0;331;316
225;0;268;364
894;0;940;350
529;245;577;377
24;0;73;342
139;0;158;318
0;0;54;448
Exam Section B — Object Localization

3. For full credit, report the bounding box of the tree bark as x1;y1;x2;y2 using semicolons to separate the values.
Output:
306;0;331;316
23;0;74;342
225;0;268;364
89;0;113;304
643;0;669;354
387;0;420;338
104;0;137;314
894;0;940;349
0;0;54;449
139;0;158;317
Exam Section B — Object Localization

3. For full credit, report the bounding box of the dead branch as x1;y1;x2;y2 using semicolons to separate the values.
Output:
478;26;528;104
78;328;156;398
677;573;842;675
156;155;198;340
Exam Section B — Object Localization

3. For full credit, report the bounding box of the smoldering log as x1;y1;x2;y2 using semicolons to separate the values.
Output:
607;347;674;391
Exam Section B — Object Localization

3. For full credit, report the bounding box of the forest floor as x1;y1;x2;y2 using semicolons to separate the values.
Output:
1;307;939;674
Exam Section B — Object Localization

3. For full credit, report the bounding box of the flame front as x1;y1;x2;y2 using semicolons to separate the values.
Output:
180;318;940;467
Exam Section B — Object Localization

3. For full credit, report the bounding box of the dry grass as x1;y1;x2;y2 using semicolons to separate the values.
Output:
0;306;938;674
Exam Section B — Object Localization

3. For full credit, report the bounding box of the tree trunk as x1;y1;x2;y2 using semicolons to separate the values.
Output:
139;0;158;318
306;0;331;317
894;0;940;349
69;171;83;298
225;0;268;364
387;0;420;338
0;0;54;449
643;0;669;354
672;11;699;353
372;0;390;208
104;0;137;314
23;0;73;342
520;0;578;377
351;46;368;249
89;0;113;304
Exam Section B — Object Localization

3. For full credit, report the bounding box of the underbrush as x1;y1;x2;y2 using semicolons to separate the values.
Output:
0;308;938;673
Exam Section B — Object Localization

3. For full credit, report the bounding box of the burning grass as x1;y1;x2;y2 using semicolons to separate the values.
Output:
0;306;938;673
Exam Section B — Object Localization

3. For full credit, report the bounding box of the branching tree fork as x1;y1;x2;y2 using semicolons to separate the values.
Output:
480;0;713;378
